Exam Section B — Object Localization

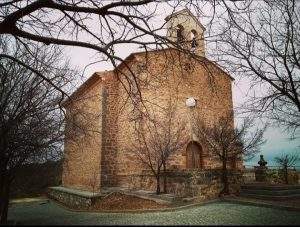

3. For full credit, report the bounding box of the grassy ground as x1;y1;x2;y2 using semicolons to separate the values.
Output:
8;199;300;225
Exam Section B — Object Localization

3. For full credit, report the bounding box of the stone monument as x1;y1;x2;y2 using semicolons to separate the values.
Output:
255;155;268;182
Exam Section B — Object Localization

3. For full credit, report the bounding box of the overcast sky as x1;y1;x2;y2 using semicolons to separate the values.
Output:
63;2;299;167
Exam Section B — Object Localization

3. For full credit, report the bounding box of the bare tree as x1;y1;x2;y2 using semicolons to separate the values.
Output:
0;1;242;93
211;0;300;134
90;171;98;196
0;1;177;75
131;102;188;194
193;113;266;196
0;37;74;224
274;152;299;184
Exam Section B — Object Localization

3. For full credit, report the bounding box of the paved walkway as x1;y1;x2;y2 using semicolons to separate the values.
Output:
8;199;300;225
224;196;300;211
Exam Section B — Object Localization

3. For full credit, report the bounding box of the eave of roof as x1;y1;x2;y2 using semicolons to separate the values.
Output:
62;71;106;107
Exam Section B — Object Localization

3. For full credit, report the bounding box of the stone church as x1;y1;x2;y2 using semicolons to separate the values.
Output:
61;9;242;199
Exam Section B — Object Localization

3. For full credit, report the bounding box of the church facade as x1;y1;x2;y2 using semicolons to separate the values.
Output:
61;9;242;199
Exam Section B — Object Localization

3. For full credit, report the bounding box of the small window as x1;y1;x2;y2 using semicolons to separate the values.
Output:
190;30;198;49
176;24;184;43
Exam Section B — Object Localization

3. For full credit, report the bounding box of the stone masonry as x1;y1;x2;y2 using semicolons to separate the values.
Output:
61;9;242;200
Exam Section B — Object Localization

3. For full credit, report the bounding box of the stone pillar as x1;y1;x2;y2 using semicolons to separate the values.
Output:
254;166;268;182
254;155;268;182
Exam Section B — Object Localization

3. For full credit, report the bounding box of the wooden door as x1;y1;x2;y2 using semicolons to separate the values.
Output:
186;142;203;169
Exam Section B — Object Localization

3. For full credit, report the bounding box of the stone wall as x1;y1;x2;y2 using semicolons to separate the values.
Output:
61;48;240;193
106;49;241;190
100;74;121;187
267;169;299;184
242;169;256;183
111;169;242;200
48;187;103;210
62;72;111;191
242;168;300;185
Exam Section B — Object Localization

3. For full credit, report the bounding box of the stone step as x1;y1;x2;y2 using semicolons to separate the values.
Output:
132;190;176;203
241;184;300;191
101;187;176;204
148;194;176;202
222;196;300;212
239;193;300;200
241;189;300;196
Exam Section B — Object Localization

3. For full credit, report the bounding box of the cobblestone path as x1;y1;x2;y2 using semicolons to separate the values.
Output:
9;200;300;225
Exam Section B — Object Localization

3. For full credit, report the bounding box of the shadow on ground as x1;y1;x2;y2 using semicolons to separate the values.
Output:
8;199;300;225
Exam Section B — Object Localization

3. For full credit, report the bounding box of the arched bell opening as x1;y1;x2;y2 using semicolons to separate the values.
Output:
190;29;199;50
176;24;184;43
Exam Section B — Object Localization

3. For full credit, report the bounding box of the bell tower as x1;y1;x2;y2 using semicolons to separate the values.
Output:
165;9;206;56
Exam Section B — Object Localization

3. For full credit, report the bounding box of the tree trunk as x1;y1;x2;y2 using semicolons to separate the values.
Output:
220;160;229;196
156;175;161;195
0;174;10;224
284;166;288;184
163;162;167;194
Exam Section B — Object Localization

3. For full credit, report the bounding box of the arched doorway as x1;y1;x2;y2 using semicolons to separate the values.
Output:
186;141;203;169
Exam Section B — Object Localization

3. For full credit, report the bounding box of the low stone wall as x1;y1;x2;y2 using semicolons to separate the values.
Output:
48;186;103;209
49;170;242;209
113;169;242;201
242;169;256;183
242;168;300;185
167;170;241;199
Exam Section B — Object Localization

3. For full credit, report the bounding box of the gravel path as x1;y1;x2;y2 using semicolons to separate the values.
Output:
9;200;300;225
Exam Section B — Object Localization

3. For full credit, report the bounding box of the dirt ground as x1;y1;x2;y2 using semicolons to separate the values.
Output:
92;192;170;211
